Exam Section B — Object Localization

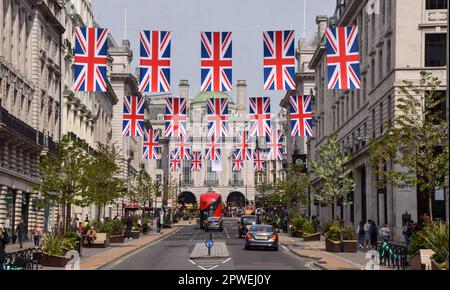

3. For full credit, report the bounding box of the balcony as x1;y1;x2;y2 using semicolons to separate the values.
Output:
204;180;219;187
1;106;38;145
229;179;244;187
180;179;194;187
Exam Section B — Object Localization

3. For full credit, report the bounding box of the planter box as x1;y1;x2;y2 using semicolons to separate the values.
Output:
326;239;342;253
342;240;358;253
303;233;321;242
410;249;436;270
131;231;140;239
40;254;71;268
431;259;446;271
110;234;125;244
291;231;304;238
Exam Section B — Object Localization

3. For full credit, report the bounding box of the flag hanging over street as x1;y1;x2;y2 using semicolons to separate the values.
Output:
164;97;187;137
205;136;221;161
174;135;191;160
74;27;109;92
139;30;172;93
201;32;233;92
263;30;295;91
191;151;203;172
232;149;244;172
249;97;271;138
143;129;160;160
122;96;146;137
207;97;229;138
290;95;313;137
266;130;284;161
169;148;181;172
253;150;266;172
326;26;361;90
236;131;252;161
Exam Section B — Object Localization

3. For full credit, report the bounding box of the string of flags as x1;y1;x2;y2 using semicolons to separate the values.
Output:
74;26;362;172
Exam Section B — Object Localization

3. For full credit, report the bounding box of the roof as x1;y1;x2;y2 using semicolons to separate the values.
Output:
191;91;235;105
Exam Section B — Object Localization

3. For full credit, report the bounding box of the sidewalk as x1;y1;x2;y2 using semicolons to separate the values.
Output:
279;234;378;270
5;241;37;254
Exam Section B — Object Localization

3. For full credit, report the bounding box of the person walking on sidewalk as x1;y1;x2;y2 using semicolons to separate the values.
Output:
32;224;43;248
363;220;371;249
357;220;366;249
369;220;379;249
15;220;27;249
125;215;133;239
0;225;10;271
157;218;161;234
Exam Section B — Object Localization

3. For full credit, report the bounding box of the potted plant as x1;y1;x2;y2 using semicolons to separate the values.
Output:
325;221;343;253
342;224;357;253
302;221;321;242
290;217;304;238
40;234;75;267
105;220;125;243
142;217;150;234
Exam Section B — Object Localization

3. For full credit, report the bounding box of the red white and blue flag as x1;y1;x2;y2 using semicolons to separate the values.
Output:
174;135;191;161
249;97;271;138
207;98;229;138
143;129;160;160
74;27;109;92
205;136;221;161
289;95;313;137
191;151;202;172
236;131;252;161
266;130;284;161
326;27;361;90
232;149;244;172
263;30;295;91
169;149;181;172
164;97;187;138
253;150;266;172
201;32;232;92
122;96;145;137
139;30;172;93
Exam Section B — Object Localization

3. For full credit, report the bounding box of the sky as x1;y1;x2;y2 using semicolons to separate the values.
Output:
92;0;336;112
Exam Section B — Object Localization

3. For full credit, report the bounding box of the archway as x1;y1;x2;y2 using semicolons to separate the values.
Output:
227;192;246;209
178;192;197;206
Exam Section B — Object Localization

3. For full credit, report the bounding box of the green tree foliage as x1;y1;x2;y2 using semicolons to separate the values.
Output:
130;169;155;208
369;72;449;219
310;135;355;211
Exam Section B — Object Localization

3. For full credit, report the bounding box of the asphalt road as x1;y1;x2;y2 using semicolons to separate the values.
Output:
105;218;307;270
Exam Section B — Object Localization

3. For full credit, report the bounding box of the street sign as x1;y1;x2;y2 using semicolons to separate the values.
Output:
205;239;214;249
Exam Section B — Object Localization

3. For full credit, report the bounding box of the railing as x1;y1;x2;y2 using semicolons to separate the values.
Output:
229;179;244;187
204;180;219;187
3;248;40;271
180;179;194;187
0;106;37;145
378;241;408;270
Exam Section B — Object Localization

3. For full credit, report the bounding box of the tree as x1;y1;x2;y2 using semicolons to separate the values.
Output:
131;169;154;209
310;135;355;219
369;71;449;220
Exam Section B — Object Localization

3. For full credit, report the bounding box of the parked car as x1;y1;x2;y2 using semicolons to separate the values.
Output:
244;224;278;251
205;216;223;232
238;215;258;238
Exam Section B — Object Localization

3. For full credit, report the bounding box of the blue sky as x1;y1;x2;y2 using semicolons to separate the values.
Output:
93;0;336;112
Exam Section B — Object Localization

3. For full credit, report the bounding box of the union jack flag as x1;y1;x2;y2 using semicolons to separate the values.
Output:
232;149;244;172
253;150;266;172
207;98;229;138
249;97;271;138
169;149;181;172
266;130;284;161
122;96;145;137
205;136;221;161
139;30;172;93
290;95;313;137
174;135;191;160
326;27;361;90
143;129;160;160
74;27;109;92
236;131;252;161
201;32;232;92
263;30;295;91
165;97;187;138
191;151;202;172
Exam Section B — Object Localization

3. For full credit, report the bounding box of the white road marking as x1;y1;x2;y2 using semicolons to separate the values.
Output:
222;258;231;264
282;245;289;251
188;259;196;265
198;266;208;270
208;265;219;270
224;227;230;239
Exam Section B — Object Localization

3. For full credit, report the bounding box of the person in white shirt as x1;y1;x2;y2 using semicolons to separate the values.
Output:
380;224;391;242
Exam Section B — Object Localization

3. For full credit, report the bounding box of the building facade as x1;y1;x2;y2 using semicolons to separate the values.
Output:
308;0;448;241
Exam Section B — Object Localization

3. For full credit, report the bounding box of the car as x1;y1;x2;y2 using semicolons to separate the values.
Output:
238;215;258;238
205;216;223;232
244;224;278;251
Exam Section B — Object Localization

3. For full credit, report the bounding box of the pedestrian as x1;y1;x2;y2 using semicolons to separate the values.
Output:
379;224;391;242
32;224;43;248
189;215;192;224
83;216;90;229
125;215;133;239
369;220;378;249
85;226;97;248
403;221;414;246
357;220;366;249
137;216;142;229
0;224;10;271
156;218;161;234
15;219;27;249
364;220;371;249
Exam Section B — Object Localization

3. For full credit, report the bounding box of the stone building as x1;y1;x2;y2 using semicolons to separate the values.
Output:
0;0;65;235
308;0;448;241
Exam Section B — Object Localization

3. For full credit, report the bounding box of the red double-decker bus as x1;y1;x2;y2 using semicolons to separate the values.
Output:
199;191;222;229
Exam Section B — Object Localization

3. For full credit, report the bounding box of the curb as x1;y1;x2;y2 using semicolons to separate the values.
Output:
281;243;323;261
94;227;181;270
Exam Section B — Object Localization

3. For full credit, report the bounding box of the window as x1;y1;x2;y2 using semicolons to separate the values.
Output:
427;91;447;123
156;158;162;169
182;161;191;183
206;161;217;184
387;96;392;127
425;34;447;67
371;59;376;89
379;102;384;134
386;39;391;72
379;49;383;81
372;109;376;138
426;0;448;9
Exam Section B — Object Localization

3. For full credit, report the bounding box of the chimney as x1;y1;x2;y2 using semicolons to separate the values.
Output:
236;80;247;113
316;15;328;41
179;80;190;99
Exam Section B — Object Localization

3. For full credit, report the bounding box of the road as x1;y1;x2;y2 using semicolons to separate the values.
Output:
105;218;307;270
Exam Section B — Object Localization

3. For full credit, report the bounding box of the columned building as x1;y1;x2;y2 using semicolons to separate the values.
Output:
308;0;448;241
0;0;64;236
